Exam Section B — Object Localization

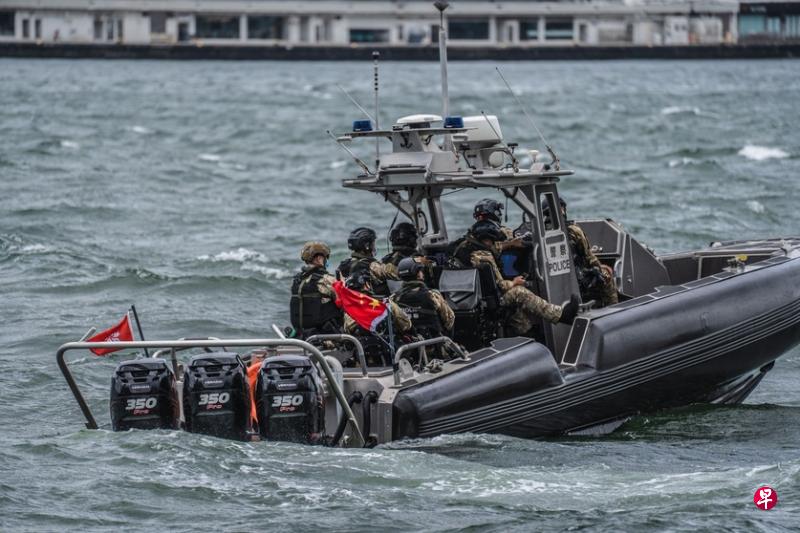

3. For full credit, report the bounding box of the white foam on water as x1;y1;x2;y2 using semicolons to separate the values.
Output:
329;160;347;169
738;144;789;161
20;244;51;253
60;140;80;149
668;157;696;168
746;200;765;214
241;263;292;279
198;247;267;263
198;153;222;162
197;248;291;279
130;125;152;135
661;106;700;116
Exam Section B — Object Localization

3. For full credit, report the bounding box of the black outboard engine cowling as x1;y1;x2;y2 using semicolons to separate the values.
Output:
256;354;325;444
110;358;180;431
182;352;251;441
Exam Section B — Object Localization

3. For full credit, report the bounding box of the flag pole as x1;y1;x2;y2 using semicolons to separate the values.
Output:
385;301;396;370
129;305;149;357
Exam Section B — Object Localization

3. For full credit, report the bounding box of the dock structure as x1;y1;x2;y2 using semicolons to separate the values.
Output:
0;0;798;57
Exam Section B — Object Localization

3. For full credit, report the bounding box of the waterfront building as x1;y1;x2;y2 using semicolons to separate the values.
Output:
0;0;750;47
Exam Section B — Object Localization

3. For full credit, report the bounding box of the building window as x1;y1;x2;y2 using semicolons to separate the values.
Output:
195;15;240;39
545;19;573;40
150;12;167;34
448;20;489;40
248;16;283;39
520;19;539;40
22;18;29;39
93;18;102;39
349;28;389;43
0;12;13;36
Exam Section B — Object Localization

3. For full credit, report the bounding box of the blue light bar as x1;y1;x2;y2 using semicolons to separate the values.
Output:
443;116;464;129
353;119;373;132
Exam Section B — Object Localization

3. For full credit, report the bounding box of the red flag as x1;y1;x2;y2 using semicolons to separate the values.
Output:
87;314;134;356
332;280;388;332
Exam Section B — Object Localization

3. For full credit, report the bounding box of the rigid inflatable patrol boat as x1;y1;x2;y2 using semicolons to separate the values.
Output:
58;3;800;447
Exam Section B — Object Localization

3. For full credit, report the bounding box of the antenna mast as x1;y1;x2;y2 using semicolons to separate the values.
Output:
373;50;381;169
435;1;451;150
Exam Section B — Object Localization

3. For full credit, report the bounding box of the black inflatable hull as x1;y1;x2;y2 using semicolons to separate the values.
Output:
393;255;800;439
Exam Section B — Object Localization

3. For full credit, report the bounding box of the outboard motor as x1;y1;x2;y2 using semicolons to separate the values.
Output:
255;354;325;444
110;358;180;431
182;352;251;441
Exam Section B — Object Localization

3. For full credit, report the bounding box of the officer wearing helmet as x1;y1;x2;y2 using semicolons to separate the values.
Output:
391;256;454;339
342;270;412;337
381;221;434;280
473;198;527;252
453;220;579;330
290;241;343;339
336;226;393;296
543;197;618;307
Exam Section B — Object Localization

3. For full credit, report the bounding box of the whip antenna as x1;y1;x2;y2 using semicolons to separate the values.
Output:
326;130;374;176
336;84;375;124
495;67;560;170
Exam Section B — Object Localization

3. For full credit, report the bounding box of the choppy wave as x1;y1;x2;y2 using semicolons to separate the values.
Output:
60;139;80;149
197;248;292;279
130;125;152;135
738;144;789;161
660;105;718;118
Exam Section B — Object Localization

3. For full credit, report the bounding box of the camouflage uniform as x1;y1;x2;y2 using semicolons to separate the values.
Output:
567;223;618;306
381;248;415;280
337;251;395;294
343;298;412;335
290;242;343;338
467;246;563;334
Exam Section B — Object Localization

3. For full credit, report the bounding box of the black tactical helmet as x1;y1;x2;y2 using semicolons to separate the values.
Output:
397;256;424;281
471;220;506;242
347;227;377;252
389;222;418;248
473;198;503;222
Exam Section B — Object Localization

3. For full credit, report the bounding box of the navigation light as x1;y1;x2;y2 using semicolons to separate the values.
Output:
444;116;464;129
353;119;374;132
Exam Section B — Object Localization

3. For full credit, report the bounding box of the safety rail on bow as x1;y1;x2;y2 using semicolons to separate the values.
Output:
56;337;365;446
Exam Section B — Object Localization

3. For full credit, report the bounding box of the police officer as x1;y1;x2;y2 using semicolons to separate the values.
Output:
473;198;527;252
337;227;393;296
290;241;343;339
391;256;454;339
382;222;420;276
545;198;618;307
382;221;436;282
453;220;579;332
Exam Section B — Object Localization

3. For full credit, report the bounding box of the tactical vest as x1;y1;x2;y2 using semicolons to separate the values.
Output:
337;255;389;296
290;268;342;338
394;283;443;338
451;235;493;269
381;247;416;266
